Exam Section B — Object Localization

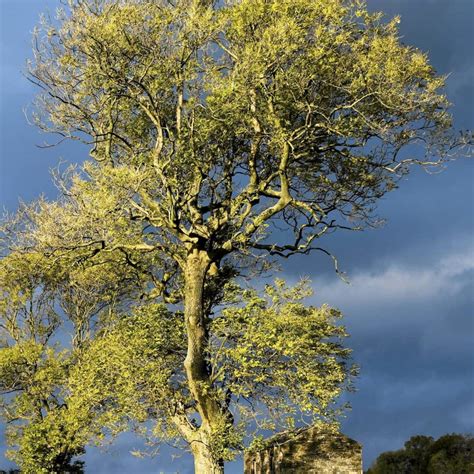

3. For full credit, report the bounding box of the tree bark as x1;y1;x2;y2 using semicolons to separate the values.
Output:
182;248;225;473
192;441;224;474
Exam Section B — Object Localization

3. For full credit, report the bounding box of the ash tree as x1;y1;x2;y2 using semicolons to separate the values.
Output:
0;230;142;473
1;0;470;472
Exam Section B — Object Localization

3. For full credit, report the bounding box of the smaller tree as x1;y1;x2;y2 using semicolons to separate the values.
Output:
0;238;141;473
0;252;84;473
427;434;474;473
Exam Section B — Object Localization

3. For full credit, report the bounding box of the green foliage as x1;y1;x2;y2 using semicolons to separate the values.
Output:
1;272;355;466
0;245;141;471
27;0;467;265
8;412;85;474
66;304;187;440
0;338;86;473
210;279;355;427
63;280;354;461
367;433;474;474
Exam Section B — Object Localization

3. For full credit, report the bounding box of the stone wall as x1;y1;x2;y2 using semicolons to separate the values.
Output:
244;427;362;474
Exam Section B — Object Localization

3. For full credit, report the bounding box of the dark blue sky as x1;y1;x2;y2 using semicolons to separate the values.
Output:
1;0;473;472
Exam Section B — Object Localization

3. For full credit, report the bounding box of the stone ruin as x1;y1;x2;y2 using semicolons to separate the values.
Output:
244;426;362;474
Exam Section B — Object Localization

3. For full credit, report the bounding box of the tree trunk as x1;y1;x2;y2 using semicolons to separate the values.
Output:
192;441;225;474
182;248;225;473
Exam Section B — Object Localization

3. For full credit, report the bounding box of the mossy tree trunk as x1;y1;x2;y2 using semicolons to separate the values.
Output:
182;248;225;474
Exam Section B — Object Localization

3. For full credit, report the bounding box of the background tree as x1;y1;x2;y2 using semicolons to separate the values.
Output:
0;217;143;472
366;433;474;474
0;251;85;473
2;0;470;471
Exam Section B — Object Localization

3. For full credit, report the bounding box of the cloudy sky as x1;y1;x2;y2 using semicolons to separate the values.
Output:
1;0;473;472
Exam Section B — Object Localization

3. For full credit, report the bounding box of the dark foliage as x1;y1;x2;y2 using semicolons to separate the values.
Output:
367;433;474;474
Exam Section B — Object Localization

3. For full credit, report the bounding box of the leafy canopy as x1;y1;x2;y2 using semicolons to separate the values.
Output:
26;0;469;275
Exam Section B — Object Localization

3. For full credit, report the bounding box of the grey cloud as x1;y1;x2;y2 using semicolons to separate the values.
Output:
299;242;474;468
310;243;473;309
344;375;474;468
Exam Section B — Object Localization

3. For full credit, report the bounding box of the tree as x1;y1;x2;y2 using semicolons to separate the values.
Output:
0;251;85;473
2;0;470;471
366;433;474;474
0;228;142;472
427;434;474;473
